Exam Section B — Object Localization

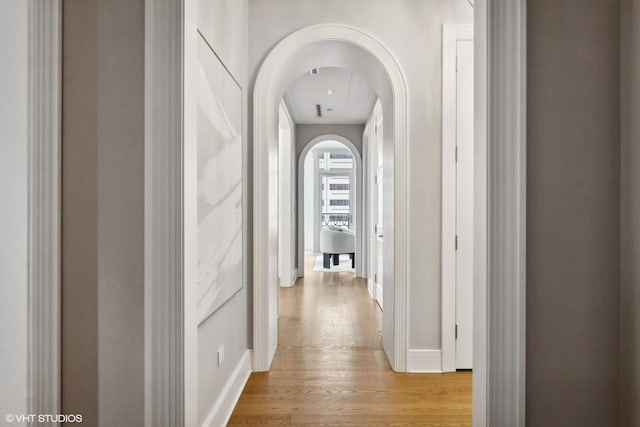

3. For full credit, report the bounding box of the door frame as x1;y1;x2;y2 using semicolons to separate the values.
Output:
142;1;527;426
144;0;199;424
442;23;474;373
473;1;527;425
26;0;62;418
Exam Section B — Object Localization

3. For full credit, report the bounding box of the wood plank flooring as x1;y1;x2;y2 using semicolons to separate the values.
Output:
229;256;472;426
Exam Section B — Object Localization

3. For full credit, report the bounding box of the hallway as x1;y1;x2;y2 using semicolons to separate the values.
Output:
228;256;472;425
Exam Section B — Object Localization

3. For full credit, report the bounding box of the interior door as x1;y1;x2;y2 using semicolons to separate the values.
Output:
455;39;474;369
375;119;384;310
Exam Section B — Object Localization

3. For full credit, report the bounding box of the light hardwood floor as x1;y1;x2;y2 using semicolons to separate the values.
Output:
229;256;472;426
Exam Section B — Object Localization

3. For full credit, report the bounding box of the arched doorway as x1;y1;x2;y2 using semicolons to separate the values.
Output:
252;24;409;372
297;135;363;279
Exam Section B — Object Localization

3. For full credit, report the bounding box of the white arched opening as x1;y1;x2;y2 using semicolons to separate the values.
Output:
253;23;409;372
297;135;363;279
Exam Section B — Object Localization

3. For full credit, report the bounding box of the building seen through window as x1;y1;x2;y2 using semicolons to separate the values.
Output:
317;145;354;228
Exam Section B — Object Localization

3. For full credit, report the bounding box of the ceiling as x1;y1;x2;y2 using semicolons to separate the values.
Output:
283;67;377;125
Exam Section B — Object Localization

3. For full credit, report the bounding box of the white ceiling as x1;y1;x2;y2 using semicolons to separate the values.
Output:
283;67;377;125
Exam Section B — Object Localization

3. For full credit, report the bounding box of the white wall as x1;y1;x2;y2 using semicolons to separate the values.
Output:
249;0;472;349
196;0;250;423
0;0;28;417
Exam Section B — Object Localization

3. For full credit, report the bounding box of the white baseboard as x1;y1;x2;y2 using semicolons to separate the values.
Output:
201;350;253;427
367;279;375;298
407;349;443;373
280;268;298;287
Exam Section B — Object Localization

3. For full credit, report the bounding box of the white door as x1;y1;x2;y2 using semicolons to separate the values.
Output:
455;39;474;369
375;118;384;310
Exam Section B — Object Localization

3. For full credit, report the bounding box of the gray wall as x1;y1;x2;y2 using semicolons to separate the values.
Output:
0;0;28;418
527;1;621;425
295;124;364;159
62;0;145;425
249;0;473;350
196;0;251;423
621;0;640;425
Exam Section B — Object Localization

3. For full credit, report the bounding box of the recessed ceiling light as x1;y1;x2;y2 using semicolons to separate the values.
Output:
327;89;334;95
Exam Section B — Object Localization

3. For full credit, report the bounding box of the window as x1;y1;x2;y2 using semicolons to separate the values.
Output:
330;199;349;206
318;151;354;170
330;183;350;191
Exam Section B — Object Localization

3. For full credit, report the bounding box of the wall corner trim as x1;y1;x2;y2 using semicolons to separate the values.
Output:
27;0;62;419
200;350;253;427
407;349;443;373
144;0;195;425
473;0;527;426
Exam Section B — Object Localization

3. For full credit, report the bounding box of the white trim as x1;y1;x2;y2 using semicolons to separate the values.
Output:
280;268;298;288
297;134;363;279
200;350;253;427
254;23;409;373
473;3;488;423
27;0;61;421
441;23;474;373
279;99;295;129
473;1;526;426
406;350;443;373
144;0;198;425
